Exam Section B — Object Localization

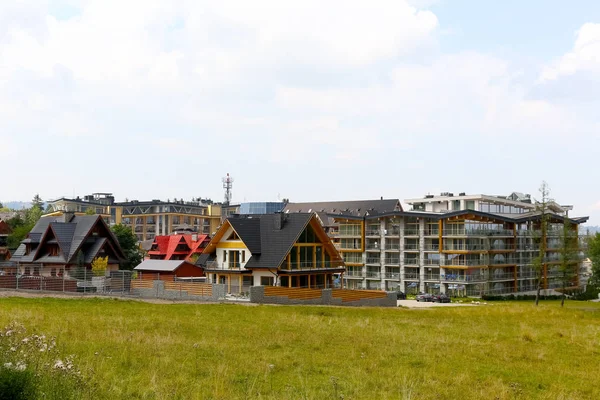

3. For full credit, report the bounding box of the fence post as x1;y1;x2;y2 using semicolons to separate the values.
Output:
16;272;19;290
62;270;65;293
84;268;87;294
122;271;125;297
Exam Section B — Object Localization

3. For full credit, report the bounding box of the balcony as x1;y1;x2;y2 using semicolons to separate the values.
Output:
423;259;440;266
365;243;381;250
403;273;420;280
441;273;488;282
385;228;401;236
281;261;346;271
403;243;420;251
383;258;400;265
423;274;440;281
385;272;401;279
404;229;419;236
385;243;401;250
424;229;439;237
489;257;517;265
366;229;381;237
366;258;381;265
442;259;487;267
366;271;381;279
206;261;244;271
423;244;439;251
442;243;487;251
402;258;420;266
489;273;515;281
345;270;364;277
443;229;513;237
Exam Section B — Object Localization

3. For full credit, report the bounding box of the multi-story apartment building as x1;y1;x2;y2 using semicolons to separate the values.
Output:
284;193;588;296
46;193;239;241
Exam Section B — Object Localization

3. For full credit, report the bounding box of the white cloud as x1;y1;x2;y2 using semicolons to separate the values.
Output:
540;23;600;82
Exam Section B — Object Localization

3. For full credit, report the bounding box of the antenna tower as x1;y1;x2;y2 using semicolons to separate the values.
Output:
222;173;234;205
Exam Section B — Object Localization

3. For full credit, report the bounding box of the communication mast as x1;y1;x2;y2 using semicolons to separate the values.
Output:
222;173;234;205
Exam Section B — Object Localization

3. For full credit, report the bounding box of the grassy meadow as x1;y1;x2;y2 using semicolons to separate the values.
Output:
0;297;599;399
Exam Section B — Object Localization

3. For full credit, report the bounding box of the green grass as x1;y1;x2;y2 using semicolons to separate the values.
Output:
0;297;599;399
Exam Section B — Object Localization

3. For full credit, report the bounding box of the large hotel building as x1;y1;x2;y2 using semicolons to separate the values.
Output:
284;192;588;296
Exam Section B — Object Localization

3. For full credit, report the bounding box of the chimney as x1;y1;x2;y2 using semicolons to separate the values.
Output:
63;211;75;223
274;212;285;230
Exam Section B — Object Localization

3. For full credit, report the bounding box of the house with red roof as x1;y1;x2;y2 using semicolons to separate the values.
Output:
0;220;12;261
147;233;210;262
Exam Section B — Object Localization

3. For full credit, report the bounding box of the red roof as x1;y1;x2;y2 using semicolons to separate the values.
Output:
147;234;209;261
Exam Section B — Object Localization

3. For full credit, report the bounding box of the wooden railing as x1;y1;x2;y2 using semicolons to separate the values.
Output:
264;286;322;300
164;281;212;296
131;280;154;290
331;289;387;302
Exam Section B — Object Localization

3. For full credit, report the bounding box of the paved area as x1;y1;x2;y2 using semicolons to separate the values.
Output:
397;299;479;308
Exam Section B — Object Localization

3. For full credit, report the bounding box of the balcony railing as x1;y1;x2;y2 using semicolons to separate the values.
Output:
442;243;487;251
366;230;380;237
385;228;401;236
345;270;363;277
443;229;513;237
365;243;381;250
403;244;420;250
402;259;420;266
281;261;346;271
424;230;439;236
404;229;419;236
423;274;440;281
366;258;381;265
386;243;401;250
423;259;440;265
423;244;439;251
489;273;515;281
489;258;517;265
441;274;488;282
366;271;381;279
383;258;400;265
385;272;400;279
442;259;487;267
206;261;244;270
403;273;420;280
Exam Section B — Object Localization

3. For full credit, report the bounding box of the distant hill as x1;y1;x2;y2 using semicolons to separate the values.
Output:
581;225;600;234
1;201;32;210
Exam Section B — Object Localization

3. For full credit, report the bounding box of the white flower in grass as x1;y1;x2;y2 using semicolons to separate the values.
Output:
4;362;13;368
16;362;26;371
53;360;65;370
10;347;16;352
22;337;29;344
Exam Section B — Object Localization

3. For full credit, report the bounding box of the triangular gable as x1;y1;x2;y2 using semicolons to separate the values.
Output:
202;220;253;256
273;214;343;269
67;216;125;263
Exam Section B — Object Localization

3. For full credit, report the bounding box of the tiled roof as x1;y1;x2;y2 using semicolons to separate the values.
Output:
147;234;209;261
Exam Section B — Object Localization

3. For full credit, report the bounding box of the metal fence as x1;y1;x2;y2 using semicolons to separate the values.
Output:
0;267;133;296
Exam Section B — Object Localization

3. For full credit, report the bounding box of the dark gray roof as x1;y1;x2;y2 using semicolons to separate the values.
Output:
284;199;402;217
211;213;317;270
10;215;125;264
228;218;262;254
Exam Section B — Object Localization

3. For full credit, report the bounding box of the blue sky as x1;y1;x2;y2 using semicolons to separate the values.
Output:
1;0;599;224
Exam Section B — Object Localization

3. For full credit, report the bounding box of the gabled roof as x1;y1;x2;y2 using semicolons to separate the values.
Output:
147;234;209;260
134;259;198;272
201;213;343;270
10;215;125;264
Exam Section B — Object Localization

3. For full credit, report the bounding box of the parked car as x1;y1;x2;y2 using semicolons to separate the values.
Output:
432;293;451;303
415;293;433;302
